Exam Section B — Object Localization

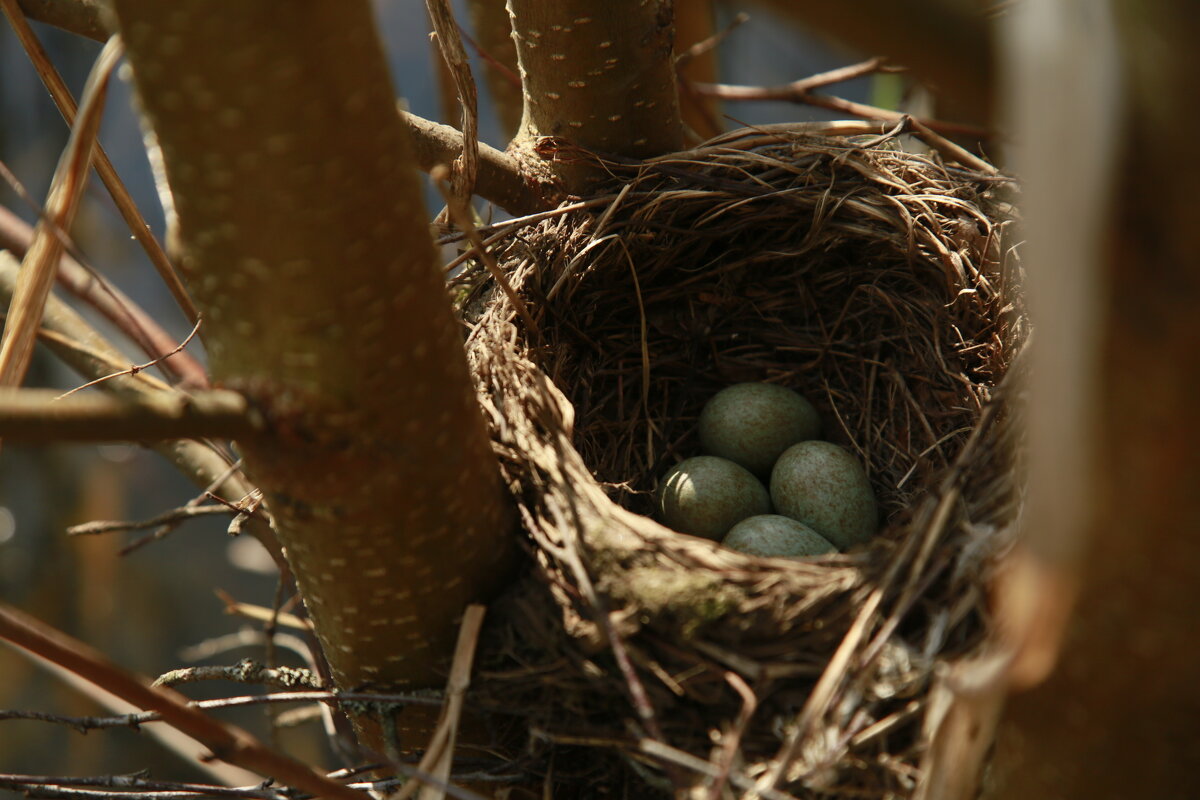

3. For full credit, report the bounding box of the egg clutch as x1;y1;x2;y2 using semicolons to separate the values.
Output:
657;383;878;558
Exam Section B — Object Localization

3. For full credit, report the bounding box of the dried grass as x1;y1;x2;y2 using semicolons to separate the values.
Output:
456;126;1025;798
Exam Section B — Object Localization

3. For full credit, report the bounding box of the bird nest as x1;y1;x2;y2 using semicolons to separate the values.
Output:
456;126;1024;798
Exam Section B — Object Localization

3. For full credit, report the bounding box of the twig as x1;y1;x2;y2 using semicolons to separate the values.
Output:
0;600;371;800
0;767;521;800
117;460;251;557
433;166;538;338
454;22;520;89
0;4;198;323
903;115;1000;175
67;504;233;537
0;205;208;387
426;0;478;205
55;316;203;399
705;671;758;800
400;111;551;215
0;35;120;388
637;739;799;800
675;11;748;67
693;77;990;140
153;659;321;691
706;56;898;97
214;592;312;632
0;689;447;734
395;604;486;800
0;388;259;442
0;251;283;568
0;775;284;800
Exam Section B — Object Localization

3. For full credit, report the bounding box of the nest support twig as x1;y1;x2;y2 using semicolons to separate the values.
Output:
458;128;1025;798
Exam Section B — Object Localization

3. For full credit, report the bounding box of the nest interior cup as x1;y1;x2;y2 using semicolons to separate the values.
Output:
460;127;1024;797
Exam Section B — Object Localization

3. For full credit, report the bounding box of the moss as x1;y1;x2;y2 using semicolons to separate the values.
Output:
615;565;743;639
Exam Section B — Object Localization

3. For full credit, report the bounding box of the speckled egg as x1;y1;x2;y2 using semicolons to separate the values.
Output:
770;441;878;549
698;383;821;477
723;514;837;558
658;456;771;541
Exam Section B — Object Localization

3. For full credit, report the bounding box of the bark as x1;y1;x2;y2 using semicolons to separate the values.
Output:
107;1;517;691
400;112;553;214
15;0;107;41
0;389;254;442
987;0;1200;796
507;0;683;189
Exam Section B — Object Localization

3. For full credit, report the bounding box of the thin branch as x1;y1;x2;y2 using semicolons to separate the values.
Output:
397;605;485;800
14;0;107;41
0;768;521;800
0;690;446;732
66;504;233;537
114;460;252;556
400;110;553;214
0;205;208;387
214;593;312;632
426;0;479;204
693;60;990;140
0;389;259;442
55;315;202;399
675;11;748;68
0;36;120;388
745;0;994;125
464;0;521;138
433;166;538;337
0;600;372;800
0;2;199;323
153;659;321;692
0;251;285;569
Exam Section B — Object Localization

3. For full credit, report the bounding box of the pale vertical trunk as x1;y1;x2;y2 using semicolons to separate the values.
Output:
988;0;1200;797
109;0;516;691
507;0;683;188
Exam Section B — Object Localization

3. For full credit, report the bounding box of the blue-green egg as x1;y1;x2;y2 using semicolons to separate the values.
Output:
658;455;771;541
698;383;820;477
770;440;878;549
723;514;836;558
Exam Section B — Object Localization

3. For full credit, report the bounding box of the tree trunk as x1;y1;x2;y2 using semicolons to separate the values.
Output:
108;0;517;692
506;0;683;190
987;0;1200;796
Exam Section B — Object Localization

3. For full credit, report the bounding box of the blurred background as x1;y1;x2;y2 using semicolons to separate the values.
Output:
0;0;883;787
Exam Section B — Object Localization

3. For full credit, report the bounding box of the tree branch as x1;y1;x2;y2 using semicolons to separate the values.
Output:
14;0;107;41
0;600;371;800
0;35;117;389
400;111;552;214
0;206;209;388
464;0;522;139
110;0;518;694
507;0;684;189
746;0;994;126
1;1;199;323
0;388;258;442
0;251;285;568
